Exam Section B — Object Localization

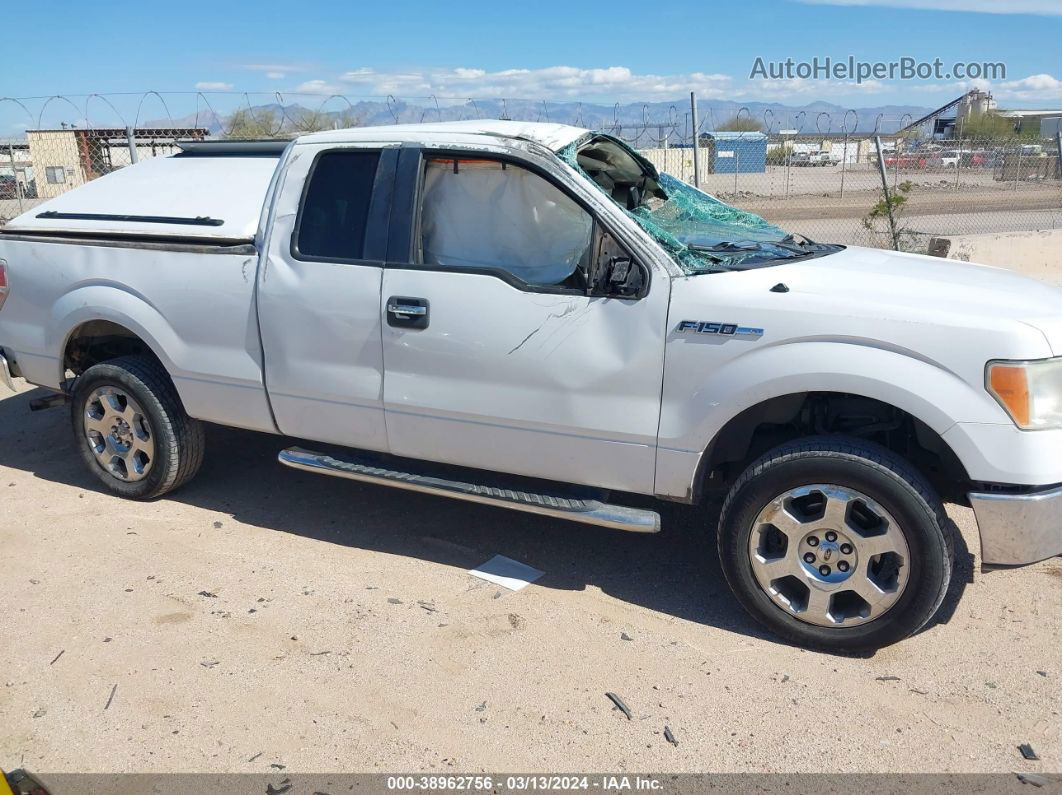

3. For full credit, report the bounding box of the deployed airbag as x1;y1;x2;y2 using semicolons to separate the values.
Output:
420;159;592;286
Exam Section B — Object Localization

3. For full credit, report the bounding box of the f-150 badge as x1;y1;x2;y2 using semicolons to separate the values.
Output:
676;321;764;338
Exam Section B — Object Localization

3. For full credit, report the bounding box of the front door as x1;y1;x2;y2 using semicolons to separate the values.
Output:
380;151;670;494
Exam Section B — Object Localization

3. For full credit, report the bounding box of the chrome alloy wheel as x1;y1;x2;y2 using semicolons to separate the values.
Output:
747;484;910;627
83;386;155;482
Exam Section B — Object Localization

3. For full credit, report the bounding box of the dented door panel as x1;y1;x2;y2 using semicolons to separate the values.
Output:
380;269;669;493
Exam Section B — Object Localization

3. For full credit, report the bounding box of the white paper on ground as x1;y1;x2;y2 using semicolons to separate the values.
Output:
468;555;544;591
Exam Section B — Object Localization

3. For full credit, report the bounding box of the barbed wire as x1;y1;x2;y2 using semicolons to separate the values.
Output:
1;92;1058;254
0;90;958;146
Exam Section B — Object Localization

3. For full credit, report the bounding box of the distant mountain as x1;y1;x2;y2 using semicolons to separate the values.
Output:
148;97;933;137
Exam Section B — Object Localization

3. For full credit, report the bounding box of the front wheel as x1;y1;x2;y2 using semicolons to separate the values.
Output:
71;355;205;500
717;436;952;652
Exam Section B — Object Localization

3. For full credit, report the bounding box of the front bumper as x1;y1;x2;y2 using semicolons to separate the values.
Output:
969;485;1062;566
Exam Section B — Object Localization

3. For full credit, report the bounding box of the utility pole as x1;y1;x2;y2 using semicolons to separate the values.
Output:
690;91;701;188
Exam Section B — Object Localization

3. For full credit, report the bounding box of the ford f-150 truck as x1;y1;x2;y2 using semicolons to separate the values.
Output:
1;120;1059;652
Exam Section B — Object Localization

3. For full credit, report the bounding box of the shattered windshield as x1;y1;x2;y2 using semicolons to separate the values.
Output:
558;134;838;273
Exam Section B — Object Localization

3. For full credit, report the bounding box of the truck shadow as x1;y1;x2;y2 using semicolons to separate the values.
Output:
0;387;971;654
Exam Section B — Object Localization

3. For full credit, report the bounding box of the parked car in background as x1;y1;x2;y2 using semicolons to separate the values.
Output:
940;150;982;168
884;153;931;169
0;175;18;199
791;151;838;167
2;120;1061;653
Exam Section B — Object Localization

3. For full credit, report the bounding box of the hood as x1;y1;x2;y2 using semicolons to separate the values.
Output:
774;246;1062;354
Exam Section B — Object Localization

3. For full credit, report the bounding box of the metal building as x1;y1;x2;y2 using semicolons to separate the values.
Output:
701;131;768;174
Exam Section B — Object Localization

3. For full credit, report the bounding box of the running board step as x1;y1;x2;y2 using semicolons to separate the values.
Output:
278;446;661;533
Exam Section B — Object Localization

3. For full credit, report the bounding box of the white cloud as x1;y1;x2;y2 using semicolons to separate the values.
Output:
750;77;891;96
195;81;234;91
908;73;1062;102
909;77;991;93
795;0;1062;13
333;65;734;100
266;72;286;80
295;79;345;95
284;65;1062;106
292;65;903;102
996;73;1062;101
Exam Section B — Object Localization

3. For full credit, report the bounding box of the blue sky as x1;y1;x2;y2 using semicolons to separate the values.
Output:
3;0;1061;130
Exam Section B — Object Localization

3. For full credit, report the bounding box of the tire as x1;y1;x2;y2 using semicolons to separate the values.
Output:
717;436;952;652
71;355;205;500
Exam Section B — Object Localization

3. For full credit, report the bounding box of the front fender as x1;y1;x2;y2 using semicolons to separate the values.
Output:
655;341;1011;498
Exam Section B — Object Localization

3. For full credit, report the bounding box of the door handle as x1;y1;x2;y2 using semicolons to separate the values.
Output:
386;296;430;329
387;303;427;317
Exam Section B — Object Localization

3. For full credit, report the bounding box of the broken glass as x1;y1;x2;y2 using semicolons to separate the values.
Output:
558;136;797;273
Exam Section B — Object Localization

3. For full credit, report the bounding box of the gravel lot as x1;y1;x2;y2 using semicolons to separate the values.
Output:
1;263;1060;777
2;391;1060;775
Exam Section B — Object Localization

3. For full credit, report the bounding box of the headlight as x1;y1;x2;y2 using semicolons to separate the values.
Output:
987;358;1062;430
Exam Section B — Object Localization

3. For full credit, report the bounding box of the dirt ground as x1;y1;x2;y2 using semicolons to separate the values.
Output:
1;270;1061;776
701;163;1062;204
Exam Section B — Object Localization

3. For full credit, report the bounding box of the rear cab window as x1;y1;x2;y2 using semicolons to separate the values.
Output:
295;150;381;261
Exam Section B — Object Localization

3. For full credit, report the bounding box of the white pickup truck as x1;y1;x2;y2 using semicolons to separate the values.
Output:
1;120;1059;651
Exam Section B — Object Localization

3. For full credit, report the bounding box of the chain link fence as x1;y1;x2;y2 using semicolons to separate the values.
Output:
0;127;207;222
630;133;1062;249
2;92;1061;254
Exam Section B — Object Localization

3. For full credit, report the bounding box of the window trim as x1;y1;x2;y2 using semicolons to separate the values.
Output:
289;146;391;267
397;147;650;300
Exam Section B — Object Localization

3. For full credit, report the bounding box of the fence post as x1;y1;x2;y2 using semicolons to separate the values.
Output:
690;92;701;188
839;132;848;198
874;135;900;251
954;142;961;192
126;126;138;165
1056;131;1062;180
784;141;791;199
8;143;22;214
892;137;899;190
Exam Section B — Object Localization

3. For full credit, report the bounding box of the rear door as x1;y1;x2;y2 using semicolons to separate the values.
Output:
379;149;671;494
257;142;397;450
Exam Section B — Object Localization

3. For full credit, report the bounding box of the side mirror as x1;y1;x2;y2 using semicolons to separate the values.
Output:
606;256;647;298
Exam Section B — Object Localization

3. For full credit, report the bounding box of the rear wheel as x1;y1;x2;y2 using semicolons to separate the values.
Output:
71;355;205;500
717;436;952;652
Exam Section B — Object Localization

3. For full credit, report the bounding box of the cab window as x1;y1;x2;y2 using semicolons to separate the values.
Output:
296;150;381;261
417;157;593;288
